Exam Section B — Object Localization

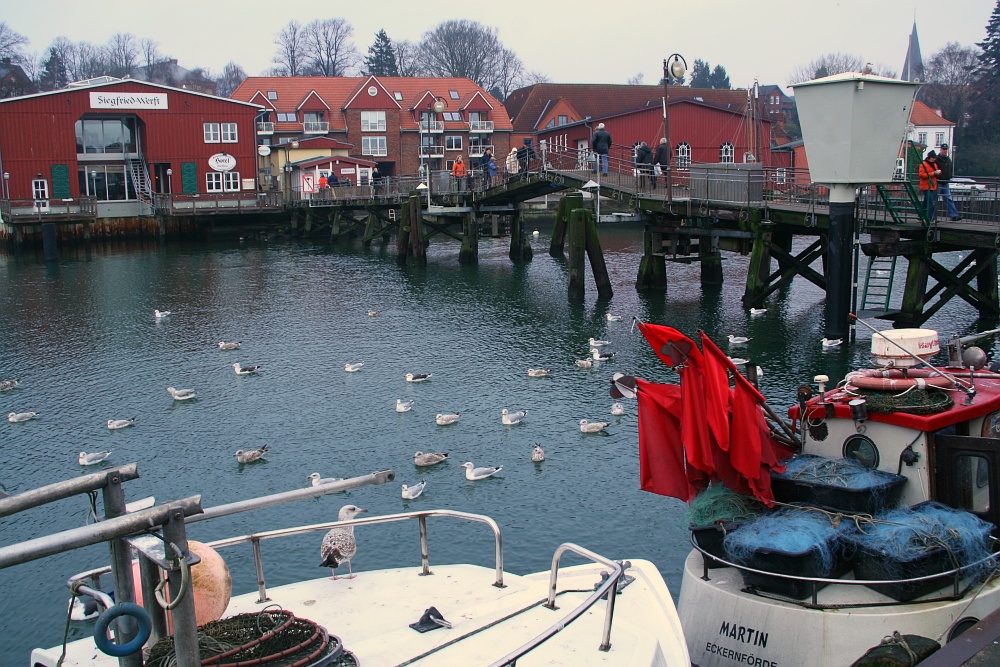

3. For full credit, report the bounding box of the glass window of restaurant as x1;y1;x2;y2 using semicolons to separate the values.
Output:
75;118;137;155
78;165;131;201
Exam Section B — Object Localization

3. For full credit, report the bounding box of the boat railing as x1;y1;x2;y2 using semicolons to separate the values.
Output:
690;532;1000;608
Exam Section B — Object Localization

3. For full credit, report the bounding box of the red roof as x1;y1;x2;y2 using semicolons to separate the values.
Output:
505;83;752;133
910;100;955;126
231;76;513;132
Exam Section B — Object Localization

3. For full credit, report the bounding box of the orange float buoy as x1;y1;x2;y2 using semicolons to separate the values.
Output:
132;540;231;629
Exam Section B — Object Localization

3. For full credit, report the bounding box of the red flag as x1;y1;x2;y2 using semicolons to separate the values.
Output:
636;379;697;500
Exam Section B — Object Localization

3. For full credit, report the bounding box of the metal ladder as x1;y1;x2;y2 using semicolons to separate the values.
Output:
860;255;898;315
125;157;153;212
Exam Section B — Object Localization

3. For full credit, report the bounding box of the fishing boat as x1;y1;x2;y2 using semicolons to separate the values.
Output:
628;321;1000;667
4;468;689;666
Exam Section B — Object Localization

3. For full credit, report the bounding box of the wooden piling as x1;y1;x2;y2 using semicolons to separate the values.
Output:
635;228;666;290
551;193;581;256
742;228;773;308
898;250;931;327
411;200;427;265
568;208;587;299
396;196;413;265
975;249;999;317
508;210;533;263
460;212;478;265
584;210;613;299
363;212;376;249
700;234;723;285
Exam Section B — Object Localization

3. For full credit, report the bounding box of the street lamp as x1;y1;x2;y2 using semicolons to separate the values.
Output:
166;168;173;196
2;172;8;199
90;170;98;199
663;53;687;200
284;140;300;199
420;96;446;207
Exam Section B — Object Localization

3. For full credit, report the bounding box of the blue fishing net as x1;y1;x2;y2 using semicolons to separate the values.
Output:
776;454;896;490
723;505;855;572
849;502;994;573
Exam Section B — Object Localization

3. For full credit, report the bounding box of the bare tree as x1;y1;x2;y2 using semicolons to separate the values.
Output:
627;72;645;85
493;47;527;100
139;38;170;82
273;20;306;76
522;70;551;85
19;51;39;80
394;39;420;77
0;22;29;64
302;17;358;76
920;42;980;127
788;53;895;84
216;61;247;97
418;19;524;94
72;41;108;80
106;33;139;77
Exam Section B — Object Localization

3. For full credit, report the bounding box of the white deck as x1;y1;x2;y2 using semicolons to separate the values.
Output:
33;559;689;666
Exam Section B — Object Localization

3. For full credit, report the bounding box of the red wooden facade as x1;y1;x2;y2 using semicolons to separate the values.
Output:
0;79;260;205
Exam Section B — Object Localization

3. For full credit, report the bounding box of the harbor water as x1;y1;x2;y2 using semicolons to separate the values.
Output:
0;223;985;663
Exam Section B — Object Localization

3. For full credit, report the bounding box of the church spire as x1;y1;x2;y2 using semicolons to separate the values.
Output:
901;20;925;82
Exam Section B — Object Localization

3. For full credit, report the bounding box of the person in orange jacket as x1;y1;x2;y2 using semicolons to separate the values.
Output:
918;151;941;222
450;155;467;192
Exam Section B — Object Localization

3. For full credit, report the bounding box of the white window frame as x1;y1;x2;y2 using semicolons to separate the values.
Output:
206;172;223;192
935;132;945;147
362;136;387;156
445;135;463;151
776;168;787;185
677;142;691;168
361;111;386;132
277;112;296;122
720;142;735;164
221;123;238;143
917;132;927;146
224;171;241;191
203;123;220;143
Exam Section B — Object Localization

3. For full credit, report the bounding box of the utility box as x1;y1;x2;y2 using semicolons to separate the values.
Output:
689;163;764;204
792;73;919;185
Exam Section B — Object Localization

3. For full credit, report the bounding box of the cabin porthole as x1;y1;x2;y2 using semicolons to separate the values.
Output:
843;435;879;469
948;617;979;641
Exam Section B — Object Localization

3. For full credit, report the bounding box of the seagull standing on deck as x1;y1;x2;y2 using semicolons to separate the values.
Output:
401;480;426;500
344;361;364;372
319;504;367;579
728;335;751;345
501;408;527;425
167;387;196;401
233;362;261;375
79;451;111;466
405;373;433;383
462;461;503;480
396;399;414;412
107;417;136;430
218;341;241;350
234;445;268;463
414;451;449;466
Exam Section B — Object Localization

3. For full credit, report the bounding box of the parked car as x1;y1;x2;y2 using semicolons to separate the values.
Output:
950;177;985;193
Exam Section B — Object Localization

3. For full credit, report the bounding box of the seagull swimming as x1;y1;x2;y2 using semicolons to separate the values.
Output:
821;338;843;348
366;309;380;317
79;451;111;466
580;419;611;433
589;337;612;347
727;357;749;366
166;387;196;401
414;451;449;466
461;461;503;481
750;308;767;316
590;348;615;361
527;368;551;378
501;408;527;425
401;480;426;500
218;341;241;350
234;445;268;464
435;412;460;426
106;417;136;430
575;358;594;369
531;444;545;462
727;335;751;345
611;402;626;416
405;373;433;383
344;361;365;372
308;472;344;486
8;411;38;423
0;379;20;391
606;314;623;322
319;504;367;579
154;309;171;319
233;362;261;375
395;399;414;413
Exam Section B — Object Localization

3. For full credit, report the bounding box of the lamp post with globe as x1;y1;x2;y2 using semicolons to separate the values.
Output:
662;54;687;201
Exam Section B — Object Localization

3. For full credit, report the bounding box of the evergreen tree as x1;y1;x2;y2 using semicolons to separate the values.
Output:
689;59;711;88
38;47;69;91
363;29;399;77
708;64;731;90
964;0;1000;174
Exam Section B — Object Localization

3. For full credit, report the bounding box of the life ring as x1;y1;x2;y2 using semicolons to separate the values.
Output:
94;602;152;657
846;368;956;391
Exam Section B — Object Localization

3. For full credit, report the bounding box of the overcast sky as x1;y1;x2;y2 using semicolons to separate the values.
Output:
5;0;994;91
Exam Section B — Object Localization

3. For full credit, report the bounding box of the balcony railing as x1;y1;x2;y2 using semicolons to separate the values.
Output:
419;120;444;133
420;145;445;158
469;144;494;158
303;121;329;134
256;122;274;135
469;120;494;133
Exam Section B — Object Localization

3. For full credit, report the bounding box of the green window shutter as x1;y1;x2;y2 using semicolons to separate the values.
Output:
181;162;198;194
51;164;71;198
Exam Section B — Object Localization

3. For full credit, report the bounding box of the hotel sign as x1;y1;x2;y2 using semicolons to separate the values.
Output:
89;92;169;110
209;153;237;172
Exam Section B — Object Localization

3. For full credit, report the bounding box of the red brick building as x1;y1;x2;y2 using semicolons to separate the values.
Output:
230;75;513;189
0;78;261;217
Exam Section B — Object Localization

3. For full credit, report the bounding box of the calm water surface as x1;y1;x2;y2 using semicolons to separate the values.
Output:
0;225;985;663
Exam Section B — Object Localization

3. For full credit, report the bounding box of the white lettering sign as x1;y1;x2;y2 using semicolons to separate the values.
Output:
341;168;356;174
208;153;237;172
90;92;168;110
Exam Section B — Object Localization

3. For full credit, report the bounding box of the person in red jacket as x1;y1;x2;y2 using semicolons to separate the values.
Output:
918;151;941;222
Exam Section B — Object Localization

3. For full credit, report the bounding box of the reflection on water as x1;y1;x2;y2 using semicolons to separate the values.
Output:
0;226;986;662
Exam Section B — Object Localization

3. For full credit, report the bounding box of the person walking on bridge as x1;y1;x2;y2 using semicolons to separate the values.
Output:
652;138;671;190
918;151;940;222
935;144;960;221
592;123;612;176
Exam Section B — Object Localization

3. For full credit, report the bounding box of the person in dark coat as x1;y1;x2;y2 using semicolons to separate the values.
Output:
652;138;671;189
479;148;493;190
935;143;960;221
592;123;612;175
635;141;654;190
516;138;537;177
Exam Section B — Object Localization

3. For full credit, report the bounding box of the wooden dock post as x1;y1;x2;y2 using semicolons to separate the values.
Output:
41;222;58;261
700;234;723;285
975;249;999;317
411;200;427;265
585;209;613;299
362;212;376;249
742;228;773;308
635;228;666;290
568;208;587;299
396;196;414;265
898;251;931;327
550;193;581;256
508;210;533;263
460;212;478;265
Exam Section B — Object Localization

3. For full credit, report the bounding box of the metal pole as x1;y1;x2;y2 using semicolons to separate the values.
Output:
663;58;671;202
162;507;200;667
102;472;142;667
0;463;140;519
